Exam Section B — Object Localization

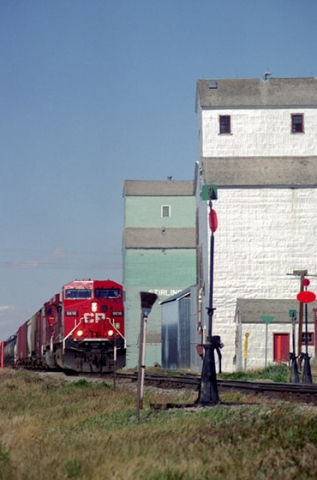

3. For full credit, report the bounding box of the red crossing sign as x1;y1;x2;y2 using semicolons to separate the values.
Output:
297;291;316;303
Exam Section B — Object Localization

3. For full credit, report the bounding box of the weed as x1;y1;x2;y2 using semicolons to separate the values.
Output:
64;459;83;478
0;447;9;462
0;369;316;480
219;364;288;382
257;364;288;382
72;378;91;388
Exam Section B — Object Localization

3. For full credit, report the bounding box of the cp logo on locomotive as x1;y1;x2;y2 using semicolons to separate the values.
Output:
83;313;106;323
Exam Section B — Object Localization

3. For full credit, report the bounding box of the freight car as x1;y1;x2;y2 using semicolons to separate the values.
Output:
1;279;126;373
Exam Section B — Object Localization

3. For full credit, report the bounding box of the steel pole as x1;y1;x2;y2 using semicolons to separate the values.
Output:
265;323;268;368
290;315;299;383
305;302;308;355
113;334;117;391
197;200;219;404
140;316;147;402
208;229;214;341
297;275;304;363
1;341;4;369
302;302;313;384
136;313;146;420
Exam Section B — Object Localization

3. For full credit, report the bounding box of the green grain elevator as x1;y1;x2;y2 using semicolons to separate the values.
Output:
123;179;196;368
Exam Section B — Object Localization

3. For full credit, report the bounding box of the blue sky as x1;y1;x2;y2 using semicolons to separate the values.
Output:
1;0;317;339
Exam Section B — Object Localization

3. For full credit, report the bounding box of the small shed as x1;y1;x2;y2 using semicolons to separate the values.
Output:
161;287;191;370
161;285;205;371
234;298;317;371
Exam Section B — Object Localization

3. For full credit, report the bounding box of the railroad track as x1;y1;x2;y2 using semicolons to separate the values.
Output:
116;372;317;403
35;370;317;404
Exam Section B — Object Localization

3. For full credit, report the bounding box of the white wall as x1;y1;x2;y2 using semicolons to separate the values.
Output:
199;188;317;372
202;108;317;157
235;322;315;371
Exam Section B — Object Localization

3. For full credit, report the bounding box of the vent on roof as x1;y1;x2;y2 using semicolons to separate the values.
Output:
208;80;218;89
262;71;272;81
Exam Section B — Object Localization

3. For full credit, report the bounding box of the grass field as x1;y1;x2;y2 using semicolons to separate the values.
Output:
0;366;316;479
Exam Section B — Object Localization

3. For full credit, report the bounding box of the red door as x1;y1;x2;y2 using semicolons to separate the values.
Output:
273;333;290;364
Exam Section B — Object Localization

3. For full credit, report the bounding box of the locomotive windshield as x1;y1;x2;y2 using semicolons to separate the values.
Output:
65;289;92;299
95;288;121;299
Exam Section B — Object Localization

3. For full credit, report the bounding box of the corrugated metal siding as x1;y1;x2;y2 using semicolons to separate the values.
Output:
161;290;202;371
190;285;202;372
178;298;191;369
161;302;178;370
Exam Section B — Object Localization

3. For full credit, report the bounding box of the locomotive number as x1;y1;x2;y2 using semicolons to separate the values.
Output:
83;313;106;323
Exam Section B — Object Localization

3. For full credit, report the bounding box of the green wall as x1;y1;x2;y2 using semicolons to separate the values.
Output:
125;196;195;228
124;248;196;368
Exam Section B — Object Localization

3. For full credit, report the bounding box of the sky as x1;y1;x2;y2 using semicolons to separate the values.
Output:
1;0;317;340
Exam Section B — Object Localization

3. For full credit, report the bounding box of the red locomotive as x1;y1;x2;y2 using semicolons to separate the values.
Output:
1;279;126;373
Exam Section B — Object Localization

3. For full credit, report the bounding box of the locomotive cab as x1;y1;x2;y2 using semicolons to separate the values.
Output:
59;280;126;373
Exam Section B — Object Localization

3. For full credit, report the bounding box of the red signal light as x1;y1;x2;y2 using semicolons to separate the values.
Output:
209;209;218;233
302;278;310;287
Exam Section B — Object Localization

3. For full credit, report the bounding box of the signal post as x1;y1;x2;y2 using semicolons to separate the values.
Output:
197;185;223;405
136;292;158;420
297;278;316;384
0;341;4;369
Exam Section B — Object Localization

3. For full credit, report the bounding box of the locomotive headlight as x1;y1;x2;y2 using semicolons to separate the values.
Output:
77;329;84;337
107;330;114;337
91;302;98;313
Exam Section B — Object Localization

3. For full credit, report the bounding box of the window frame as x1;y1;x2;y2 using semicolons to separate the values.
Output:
95;288;121;299
301;332;314;345
65;289;92;299
219;115;231;134
291;113;304;134
161;205;171;218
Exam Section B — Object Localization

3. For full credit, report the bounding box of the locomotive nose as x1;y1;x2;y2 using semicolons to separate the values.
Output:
91;302;98;312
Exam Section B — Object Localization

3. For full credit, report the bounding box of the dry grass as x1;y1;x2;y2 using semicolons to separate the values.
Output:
0;368;317;479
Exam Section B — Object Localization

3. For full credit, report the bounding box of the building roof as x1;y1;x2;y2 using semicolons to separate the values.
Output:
201;156;317;188
123;180;194;197
236;298;317;323
196;77;317;111
123;227;196;248
160;286;193;305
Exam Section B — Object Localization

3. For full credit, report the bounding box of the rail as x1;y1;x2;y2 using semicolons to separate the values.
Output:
116;372;317;400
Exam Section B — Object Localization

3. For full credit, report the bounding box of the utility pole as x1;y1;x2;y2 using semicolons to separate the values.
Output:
197;185;223;405
288;270;307;364
136;292;157;420
297;278;316;384
288;309;300;383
